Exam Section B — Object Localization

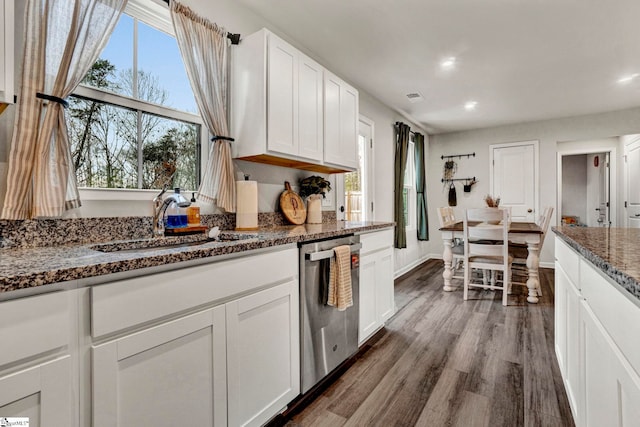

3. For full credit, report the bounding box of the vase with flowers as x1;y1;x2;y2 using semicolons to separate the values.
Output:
299;176;331;224
484;194;501;207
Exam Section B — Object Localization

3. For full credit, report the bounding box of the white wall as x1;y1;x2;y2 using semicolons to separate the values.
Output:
357;91;430;277
429;107;640;267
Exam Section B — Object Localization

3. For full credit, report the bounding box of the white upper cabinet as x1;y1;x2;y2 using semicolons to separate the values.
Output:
324;70;359;170
0;0;15;104
232;28;356;173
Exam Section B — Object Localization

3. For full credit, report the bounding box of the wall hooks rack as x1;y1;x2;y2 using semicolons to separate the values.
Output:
441;176;476;183
441;152;475;160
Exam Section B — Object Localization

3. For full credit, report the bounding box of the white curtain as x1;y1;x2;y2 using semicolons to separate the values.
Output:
1;0;127;219
170;0;236;212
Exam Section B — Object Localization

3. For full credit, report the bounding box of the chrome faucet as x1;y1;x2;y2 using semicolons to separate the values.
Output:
152;186;191;236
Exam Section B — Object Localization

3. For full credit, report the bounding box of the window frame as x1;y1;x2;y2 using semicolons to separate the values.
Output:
74;0;208;201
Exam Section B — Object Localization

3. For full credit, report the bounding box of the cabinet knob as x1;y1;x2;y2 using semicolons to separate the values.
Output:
527;208;533;213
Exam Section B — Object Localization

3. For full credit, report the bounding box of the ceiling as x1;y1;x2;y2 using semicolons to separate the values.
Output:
236;0;640;134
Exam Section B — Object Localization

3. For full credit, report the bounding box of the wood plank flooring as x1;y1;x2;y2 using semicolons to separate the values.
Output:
286;259;575;427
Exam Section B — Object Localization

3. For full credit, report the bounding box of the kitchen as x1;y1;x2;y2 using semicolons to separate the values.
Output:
1;0;640;426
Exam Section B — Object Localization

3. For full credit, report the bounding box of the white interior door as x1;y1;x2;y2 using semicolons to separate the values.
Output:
490;141;538;222
625;139;640;227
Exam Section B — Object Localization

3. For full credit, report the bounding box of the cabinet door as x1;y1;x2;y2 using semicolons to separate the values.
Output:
226;280;300;427
359;253;380;345
267;33;298;156
323;71;342;166
582;301;640;427
0;356;72;427
339;82;359;169
92;307;227;427
297;53;324;162
376;247;395;323
324;70;358;170
554;261;568;377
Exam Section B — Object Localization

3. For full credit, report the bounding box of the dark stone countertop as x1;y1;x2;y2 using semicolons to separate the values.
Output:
0;221;393;294
552;226;640;302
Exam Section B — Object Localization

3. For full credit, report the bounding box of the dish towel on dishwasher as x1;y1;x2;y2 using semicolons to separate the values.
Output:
328;245;353;311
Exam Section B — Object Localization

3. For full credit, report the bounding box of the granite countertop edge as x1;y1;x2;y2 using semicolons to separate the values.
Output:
552;227;640;302
0;222;394;294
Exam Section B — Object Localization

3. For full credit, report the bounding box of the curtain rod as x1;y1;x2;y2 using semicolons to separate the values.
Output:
394;121;417;135
161;0;241;44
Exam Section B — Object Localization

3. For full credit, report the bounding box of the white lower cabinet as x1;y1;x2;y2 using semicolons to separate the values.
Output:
0;356;72;427
92;307;228;427
88;246;300;427
581;301;640;427
358;229;394;345
0;291;76;427
555;236;640;427
226;280;300;427
554;260;582;422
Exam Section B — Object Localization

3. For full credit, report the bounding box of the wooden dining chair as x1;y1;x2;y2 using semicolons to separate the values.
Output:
438;207;464;280
509;206;554;296
463;207;513;306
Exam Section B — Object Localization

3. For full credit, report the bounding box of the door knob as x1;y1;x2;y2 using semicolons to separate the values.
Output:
527;208;533;213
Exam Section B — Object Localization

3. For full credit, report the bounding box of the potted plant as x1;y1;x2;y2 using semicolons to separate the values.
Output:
299;176;331;223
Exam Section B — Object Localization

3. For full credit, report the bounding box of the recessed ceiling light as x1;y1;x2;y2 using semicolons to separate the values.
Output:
464;101;478;111
440;57;456;70
617;73;639;84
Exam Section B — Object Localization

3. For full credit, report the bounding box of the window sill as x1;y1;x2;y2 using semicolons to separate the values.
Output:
78;187;196;202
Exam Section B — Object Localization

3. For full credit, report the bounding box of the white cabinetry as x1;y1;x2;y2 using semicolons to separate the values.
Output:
233;29;323;165
0;291;76;427
358;229;394;345
232;28;357;173
226;280;299;427
89;247;300;427
0;0;15;104
92;307;227;426
554;238;582;423
324;70;358;170
555;236;640;426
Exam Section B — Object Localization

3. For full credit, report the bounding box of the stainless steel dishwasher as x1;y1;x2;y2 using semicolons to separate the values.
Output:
299;235;361;394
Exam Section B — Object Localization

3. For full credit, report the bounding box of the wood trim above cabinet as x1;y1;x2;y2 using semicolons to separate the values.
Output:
237;154;351;174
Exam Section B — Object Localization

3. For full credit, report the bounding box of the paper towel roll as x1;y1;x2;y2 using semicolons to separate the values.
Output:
236;180;258;230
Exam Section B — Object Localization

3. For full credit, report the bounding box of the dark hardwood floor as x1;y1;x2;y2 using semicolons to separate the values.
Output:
286;259;575;427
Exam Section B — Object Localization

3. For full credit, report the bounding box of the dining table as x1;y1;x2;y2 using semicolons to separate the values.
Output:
439;221;543;303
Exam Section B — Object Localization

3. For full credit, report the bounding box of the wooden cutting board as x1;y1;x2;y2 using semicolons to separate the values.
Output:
280;181;306;225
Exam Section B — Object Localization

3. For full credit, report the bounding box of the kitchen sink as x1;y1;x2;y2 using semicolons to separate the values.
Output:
89;233;258;254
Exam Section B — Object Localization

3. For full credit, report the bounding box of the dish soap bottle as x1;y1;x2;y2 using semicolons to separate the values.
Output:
165;198;181;229
175;188;188;228
187;192;201;226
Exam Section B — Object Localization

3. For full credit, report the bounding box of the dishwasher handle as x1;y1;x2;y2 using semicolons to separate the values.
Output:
306;243;362;262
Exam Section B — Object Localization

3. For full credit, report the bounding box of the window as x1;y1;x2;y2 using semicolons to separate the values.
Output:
403;137;416;229
343;117;374;221
67;0;205;193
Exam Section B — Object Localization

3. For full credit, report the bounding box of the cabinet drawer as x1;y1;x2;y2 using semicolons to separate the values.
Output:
91;247;298;338
555;237;580;287
359;229;393;255
581;259;640;376
0;291;69;367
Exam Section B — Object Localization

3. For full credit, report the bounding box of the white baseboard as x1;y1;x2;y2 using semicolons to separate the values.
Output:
393;254;555;279
394;254;439;279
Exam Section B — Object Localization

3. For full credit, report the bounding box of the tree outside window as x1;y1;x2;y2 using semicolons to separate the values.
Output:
66;9;203;192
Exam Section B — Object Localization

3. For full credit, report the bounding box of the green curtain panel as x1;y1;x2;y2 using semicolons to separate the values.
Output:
394;122;410;248
414;133;429;240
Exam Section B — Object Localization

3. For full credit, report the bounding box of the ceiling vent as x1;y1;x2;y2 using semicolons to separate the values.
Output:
406;92;424;103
